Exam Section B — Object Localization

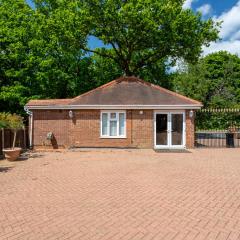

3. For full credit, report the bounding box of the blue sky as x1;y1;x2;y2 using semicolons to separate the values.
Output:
182;0;240;55
187;0;238;16
26;0;240;55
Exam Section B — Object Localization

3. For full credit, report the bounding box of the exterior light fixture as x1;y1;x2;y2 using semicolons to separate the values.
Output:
69;110;74;119
189;110;194;118
139;110;143;115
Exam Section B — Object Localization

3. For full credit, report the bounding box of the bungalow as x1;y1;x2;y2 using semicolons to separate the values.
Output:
25;76;202;149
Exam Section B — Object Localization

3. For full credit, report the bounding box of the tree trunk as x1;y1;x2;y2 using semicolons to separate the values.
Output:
12;130;17;149
121;59;133;76
123;66;133;76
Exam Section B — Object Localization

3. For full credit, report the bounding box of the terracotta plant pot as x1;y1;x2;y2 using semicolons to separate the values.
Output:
3;148;22;161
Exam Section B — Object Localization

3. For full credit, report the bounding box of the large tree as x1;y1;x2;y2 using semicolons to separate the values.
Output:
173;51;240;108
1;0;220;115
88;50;171;88
32;0;88;98
81;0;220;75
0;0;34;114
0;0;88;113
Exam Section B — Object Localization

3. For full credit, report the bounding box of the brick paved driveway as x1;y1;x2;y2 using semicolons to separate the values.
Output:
1;149;240;240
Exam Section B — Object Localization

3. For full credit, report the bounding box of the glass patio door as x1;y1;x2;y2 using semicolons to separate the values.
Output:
171;113;184;147
156;113;168;147
155;112;185;149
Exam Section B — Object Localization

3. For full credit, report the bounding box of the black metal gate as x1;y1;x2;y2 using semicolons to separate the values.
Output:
195;109;240;148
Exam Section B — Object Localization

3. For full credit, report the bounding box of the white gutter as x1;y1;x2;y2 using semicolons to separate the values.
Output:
25;104;202;110
24;106;33;148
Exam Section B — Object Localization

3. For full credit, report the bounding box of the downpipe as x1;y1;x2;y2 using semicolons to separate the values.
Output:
24;106;33;149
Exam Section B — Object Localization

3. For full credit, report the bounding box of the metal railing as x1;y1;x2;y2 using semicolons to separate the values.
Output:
195;130;240;148
195;108;240;148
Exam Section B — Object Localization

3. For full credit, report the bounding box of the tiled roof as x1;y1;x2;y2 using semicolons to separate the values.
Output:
26;99;72;106
26;76;202;107
71;76;201;105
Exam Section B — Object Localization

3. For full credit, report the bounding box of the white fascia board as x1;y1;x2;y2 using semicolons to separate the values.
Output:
25;104;202;110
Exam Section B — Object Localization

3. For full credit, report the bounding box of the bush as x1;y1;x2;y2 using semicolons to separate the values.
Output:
0;113;24;129
0;113;24;149
0;113;9;128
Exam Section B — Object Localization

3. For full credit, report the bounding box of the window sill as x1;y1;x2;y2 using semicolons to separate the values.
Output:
100;136;127;139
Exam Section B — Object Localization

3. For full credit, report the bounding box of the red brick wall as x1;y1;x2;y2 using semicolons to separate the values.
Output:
69;110;133;148
131;110;153;148
32;109;195;149
185;110;195;148
33;110;71;148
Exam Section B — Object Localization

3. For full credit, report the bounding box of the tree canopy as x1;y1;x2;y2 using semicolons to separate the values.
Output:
0;0;222;115
81;0;219;75
0;0;89;113
173;51;240;108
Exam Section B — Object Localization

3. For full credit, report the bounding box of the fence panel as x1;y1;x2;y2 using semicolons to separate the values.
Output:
0;128;29;156
195;109;240;148
195;130;240;148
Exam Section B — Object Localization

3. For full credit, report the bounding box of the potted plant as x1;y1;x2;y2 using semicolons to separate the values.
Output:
1;113;24;161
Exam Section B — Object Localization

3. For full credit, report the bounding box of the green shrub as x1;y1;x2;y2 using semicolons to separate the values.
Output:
0;112;24;148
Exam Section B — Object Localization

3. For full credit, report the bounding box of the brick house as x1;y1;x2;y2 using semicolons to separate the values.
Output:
25;76;202;149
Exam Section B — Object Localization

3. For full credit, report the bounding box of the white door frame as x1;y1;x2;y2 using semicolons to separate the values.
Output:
154;110;186;149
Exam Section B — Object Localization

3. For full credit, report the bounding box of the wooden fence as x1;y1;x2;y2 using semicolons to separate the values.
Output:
0;128;29;156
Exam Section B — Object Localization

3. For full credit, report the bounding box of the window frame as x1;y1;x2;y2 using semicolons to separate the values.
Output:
100;110;127;138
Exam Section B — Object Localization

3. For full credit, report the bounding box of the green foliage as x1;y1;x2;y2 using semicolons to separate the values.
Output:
173;51;240;108
87;50;173;88
0;112;24;148
31;0;88;98
0;0;34;114
81;0;220;75
0;113;8;128
0;0;220;116
0;112;24;129
0;0;88;113
0;85;33;115
88;51;123;87
173;51;240;130
196;111;240;130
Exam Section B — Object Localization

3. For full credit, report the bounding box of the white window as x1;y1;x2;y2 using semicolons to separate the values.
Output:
101;111;126;138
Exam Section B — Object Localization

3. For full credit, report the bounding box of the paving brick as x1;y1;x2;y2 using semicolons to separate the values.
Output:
0;148;240;240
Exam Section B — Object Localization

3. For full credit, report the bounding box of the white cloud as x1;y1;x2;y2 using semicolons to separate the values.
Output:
216;1;240;40
231;30;240;41
203;1;240;56
203;40;240;56
182;0;196;9
197;4;212;16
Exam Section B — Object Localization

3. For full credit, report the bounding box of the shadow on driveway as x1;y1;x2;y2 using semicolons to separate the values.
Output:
0;166;13;173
